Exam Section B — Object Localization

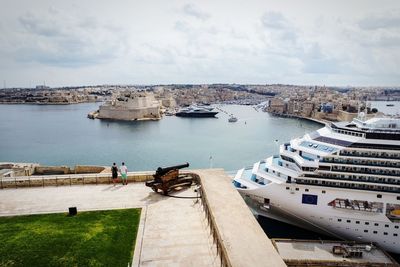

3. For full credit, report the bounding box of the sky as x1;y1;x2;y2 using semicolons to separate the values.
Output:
0;0;400;87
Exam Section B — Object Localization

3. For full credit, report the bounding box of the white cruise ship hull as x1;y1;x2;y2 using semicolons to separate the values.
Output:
237;180;400;254
233;117;400;255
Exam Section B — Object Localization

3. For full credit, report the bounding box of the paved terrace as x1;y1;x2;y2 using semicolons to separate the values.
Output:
0;169;285;267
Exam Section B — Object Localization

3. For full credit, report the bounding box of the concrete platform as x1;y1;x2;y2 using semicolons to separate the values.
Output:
0;169;286;267
0;183;219;266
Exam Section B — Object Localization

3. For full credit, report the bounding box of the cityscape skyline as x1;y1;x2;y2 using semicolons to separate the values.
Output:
1;0;400;87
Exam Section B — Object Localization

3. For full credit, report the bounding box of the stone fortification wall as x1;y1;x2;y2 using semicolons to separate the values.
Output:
74;165;106;174
0;163;38;177
115;94;156;109
0;171;154;189
34;166;70;175
97;91;161;120
34;165;105;175
97;105;160;120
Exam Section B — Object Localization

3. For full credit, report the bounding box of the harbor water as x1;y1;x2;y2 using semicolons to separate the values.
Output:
0;103;320;171
0;101;399;261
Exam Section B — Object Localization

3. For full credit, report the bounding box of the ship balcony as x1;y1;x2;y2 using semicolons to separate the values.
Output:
329;165;400;177
321;158;400;168
262;156;297;182
280;143;296;153
339;150;400;160
233;165;270;190
280;147;319;168
305;172;400;186
296;178;400;194
293;154;319;168
280;146;298;157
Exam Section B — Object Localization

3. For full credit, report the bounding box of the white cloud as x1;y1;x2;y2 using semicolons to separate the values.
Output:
10;9;127;67
182;3;210;21
358;10;400;30
0;0;399;87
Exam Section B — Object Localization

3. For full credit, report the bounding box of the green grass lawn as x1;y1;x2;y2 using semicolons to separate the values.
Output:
0;208;141;267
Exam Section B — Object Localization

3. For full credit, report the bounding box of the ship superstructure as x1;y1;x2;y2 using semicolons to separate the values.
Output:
233;116;400;254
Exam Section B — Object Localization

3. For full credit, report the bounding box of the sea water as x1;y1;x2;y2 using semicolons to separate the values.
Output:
0;103;320;171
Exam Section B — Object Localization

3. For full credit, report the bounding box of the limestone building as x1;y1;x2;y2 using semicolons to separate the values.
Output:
97;91;161;121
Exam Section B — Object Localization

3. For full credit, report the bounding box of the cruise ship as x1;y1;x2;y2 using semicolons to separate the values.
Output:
233;115;400;254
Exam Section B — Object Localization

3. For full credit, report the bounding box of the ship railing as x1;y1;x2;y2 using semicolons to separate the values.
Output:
338;151;400;160
321;158;400;168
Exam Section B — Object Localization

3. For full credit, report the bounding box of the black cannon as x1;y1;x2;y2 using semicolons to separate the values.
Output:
145;162;193;195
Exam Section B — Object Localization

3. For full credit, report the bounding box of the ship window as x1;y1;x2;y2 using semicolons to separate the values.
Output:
385;225;389;228
346;220;351;223
305;189;309;192
295;188;299;191
356;221;360;224
365;222;369;225
394;233;398;236
338;219;342;222
395;226;399;229
397;196;400;200
384;232;388;235
374;223;379;226
364;230;368;233
377;194;382;198
322;190;326;194
286;187;289;190
373;231;378;234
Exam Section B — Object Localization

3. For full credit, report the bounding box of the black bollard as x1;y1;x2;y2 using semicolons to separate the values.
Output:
68;207;77;216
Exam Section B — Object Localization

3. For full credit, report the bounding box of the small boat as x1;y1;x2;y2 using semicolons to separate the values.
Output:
228;116;238;122
164;111;175;116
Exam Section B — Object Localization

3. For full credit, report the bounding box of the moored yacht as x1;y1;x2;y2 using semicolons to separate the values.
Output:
175;105;218;118
233;115;400;254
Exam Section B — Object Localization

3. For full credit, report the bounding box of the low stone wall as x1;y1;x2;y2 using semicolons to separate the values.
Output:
33;165;106;175
195;169;286;267
34;166;70;175
0;172;154;189
74;165;105;174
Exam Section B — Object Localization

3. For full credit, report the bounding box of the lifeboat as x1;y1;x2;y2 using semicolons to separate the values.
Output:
390;209;400;217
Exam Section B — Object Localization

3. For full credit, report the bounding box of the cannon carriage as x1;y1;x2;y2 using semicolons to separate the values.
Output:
145;162;194;195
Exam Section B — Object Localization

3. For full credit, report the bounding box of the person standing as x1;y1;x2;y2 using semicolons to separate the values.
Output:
120;162;128;185
111;163;118;186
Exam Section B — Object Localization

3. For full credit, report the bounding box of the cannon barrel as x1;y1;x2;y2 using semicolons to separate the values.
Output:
155;162;189;176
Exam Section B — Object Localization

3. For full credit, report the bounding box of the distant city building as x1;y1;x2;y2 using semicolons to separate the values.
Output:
35;85;50;90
